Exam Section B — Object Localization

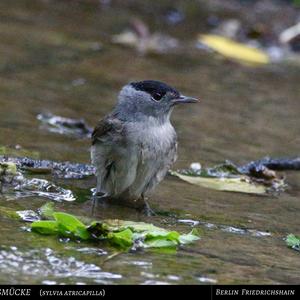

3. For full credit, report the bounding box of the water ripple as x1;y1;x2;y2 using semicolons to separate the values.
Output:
0;246;121;284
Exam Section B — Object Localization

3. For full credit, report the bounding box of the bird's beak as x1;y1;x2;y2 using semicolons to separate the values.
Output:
171;95;199;105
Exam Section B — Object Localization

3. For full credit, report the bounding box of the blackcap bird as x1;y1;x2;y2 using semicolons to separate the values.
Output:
91;80;198;211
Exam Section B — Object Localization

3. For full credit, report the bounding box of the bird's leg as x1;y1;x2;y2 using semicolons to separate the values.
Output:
141;194;156;216
91;192;109;216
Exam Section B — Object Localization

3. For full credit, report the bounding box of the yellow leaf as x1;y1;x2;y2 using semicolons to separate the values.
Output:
171;171;267;194
199;34;269;66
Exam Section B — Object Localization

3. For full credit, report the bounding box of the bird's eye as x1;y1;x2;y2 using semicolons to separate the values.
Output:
151;92;163;101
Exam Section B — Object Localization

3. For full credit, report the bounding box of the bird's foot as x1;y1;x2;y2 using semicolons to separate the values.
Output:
91;192;109;216
141;204;156;216
141;196;156;216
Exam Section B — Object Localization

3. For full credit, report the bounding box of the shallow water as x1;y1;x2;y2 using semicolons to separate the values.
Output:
0;0;300;284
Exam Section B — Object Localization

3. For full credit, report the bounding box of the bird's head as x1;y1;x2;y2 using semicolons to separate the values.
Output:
116;80;198;122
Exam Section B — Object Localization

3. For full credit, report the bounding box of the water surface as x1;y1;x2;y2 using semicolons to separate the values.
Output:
0;0;299;284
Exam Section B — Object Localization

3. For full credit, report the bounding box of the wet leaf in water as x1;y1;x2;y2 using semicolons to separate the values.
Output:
178;229;201;245
53;212;90;240
144;231;181;248
198;34;269;66
30;205;200;250
31;221;58;235
103;219;167;233
107;229;133;248
170;170;267;194
171;160;287;195
39;202;55;219
144;238;178;248
286;234;300;252
145;230;180;240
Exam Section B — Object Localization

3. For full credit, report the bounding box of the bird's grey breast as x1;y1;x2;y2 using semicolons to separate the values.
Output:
126;117;177;159
125;117;177;195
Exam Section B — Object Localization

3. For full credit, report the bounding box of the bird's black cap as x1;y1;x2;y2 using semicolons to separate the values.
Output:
130;80;180;100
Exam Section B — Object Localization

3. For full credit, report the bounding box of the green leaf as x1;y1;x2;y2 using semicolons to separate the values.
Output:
144;231;181;248
146;230;180;240
28;206;201;250
31;220;58;235
286;234;300;251
103;219;165;233
39;202;55;219
179;228;201;245
53;212;90;240
108;228;133;248
144;238;178;248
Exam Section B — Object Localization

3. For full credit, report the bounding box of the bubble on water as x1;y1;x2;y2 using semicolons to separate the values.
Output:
42;280;57;285
178;218;271;238
221;226;246;235
123;260;152;268
248;230;271;237
143;280;170;285
190;162;202;171
178;219;200;226
167;275;181;281
75;247;108;256
71;78;86;86
198;276;217;283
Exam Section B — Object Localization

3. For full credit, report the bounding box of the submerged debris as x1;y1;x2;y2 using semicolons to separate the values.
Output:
177;219;271;237
0;162;24;191
0;156;95;179
170;158;292;195
16;210;40;222
2;155;299;197
37;113;92;138
239;156;300;173
280;22;300;52
112;18;179;55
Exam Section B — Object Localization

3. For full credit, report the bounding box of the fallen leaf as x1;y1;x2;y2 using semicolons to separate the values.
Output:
30;206;200;250
171;171;267;194
286;234;300;252
198;34;269;66
53;212;90;240
31;220;58;235
108;229;133;248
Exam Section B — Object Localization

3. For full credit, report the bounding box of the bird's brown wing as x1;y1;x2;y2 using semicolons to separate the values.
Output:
91;114;124;145
91;114;137;198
